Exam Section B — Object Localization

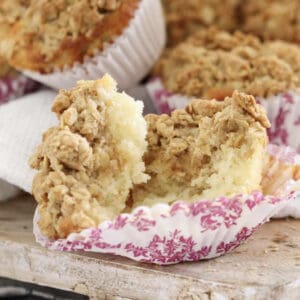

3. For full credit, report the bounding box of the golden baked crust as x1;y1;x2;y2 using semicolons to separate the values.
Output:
2;0;139;73
155;28;300;100
241;0;300;43
30;75;148;239
0;0;29;78
162;0;240;46
131;91;270;207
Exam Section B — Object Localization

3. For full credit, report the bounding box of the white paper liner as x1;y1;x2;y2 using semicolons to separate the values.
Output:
33;145;300;264
23;0;166;90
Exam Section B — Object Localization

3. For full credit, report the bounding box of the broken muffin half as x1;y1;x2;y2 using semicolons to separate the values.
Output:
30;76;270;239
30;75;149;239
131;91;270;208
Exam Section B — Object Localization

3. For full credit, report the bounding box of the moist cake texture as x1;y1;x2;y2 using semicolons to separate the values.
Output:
132;91;270;207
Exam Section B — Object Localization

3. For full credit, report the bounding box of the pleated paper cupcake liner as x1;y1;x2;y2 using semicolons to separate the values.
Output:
0;75;39;104
23;0;166;91
146;78;300;153
33;145;300;264
258;91;300;153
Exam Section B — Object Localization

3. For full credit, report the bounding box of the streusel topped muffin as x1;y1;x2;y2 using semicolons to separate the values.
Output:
162;0;240;46
30;75;148;239
155;28;300;100
2;0;139;73
132;91;270;207
241;0;300;43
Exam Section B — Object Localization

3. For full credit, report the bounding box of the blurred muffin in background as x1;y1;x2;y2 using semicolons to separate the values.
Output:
0;0;166;90
1;0;139;73
154;28;300;100
162;0;240;46
241;0;300;43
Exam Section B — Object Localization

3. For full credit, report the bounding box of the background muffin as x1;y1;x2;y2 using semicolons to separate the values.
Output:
154;28;300;100
241;0;300;43
0;0;165;90
162;0;240;46
1;0;139;73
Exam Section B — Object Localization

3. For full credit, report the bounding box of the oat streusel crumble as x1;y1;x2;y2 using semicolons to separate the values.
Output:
241;0;300;44
30;75;148;239
132;91;270;208
155;28;300;100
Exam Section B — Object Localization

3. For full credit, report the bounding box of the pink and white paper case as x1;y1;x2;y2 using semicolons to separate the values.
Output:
34;192;294;265
23;0;166;90
0;75;39;105
33;145;300;265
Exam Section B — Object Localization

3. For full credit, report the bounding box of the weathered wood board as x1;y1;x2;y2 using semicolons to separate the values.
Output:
0;195;299;299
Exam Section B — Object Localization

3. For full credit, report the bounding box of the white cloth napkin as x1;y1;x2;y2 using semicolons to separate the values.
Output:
0;90;57;201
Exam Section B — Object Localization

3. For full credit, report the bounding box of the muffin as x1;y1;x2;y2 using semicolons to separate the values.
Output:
2;0;138;73
30;75;149;239
154;28;300;101
162;0;240;46
241;0;300;43
1;0;166;90
131;91;270;207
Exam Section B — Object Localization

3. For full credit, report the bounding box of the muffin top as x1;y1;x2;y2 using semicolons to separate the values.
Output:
155;28;300;100
241;0;300;43
132;91;270;207
1;0;139;73
162;0;240;46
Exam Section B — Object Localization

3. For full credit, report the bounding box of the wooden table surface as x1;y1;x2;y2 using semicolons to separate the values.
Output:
0;195;299;300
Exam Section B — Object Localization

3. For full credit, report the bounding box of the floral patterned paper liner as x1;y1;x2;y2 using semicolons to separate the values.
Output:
146;78;300;153
33;145;300;264
23;0;166;90
0;75;39;104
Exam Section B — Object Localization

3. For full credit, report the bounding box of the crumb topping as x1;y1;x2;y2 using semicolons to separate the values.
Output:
155;28;300;99
30;75;148;239
132;91;270;207
161;0;240;46
241;0;300;43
